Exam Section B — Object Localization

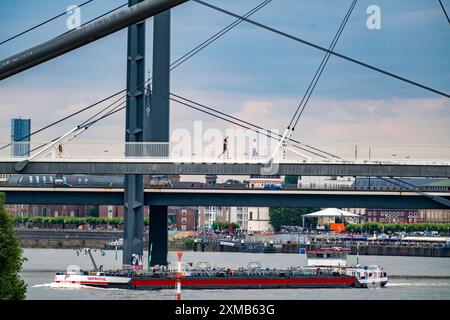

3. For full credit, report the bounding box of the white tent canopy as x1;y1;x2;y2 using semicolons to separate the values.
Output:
304;208;361;218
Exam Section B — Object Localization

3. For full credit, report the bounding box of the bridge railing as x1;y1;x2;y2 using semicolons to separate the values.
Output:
1;141;449;164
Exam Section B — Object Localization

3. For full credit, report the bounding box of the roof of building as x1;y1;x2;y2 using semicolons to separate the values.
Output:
352;178;450;189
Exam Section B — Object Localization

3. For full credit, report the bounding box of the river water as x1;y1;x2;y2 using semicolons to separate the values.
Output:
21;249;450;300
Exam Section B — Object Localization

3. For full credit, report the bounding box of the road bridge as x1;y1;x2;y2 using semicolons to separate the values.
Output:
2;187;450;209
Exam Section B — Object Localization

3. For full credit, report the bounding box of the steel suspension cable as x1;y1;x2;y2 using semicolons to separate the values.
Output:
1;0;272;151
168;92;335;158
72;0;273;140
194;0;450;98
75;89;336;160
438;0;450;24
288;0;357;129
0;90;125;151
0;0;95;46
377;176;450;208
149;90;333;158
78;94;127;128
58;3;128;38
292;0;357;130
78;88;340;159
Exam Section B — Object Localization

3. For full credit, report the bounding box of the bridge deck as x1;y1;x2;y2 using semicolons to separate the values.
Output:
1;160;449;177
2;187;449;209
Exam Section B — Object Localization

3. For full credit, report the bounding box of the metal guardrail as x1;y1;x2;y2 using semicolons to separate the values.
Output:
1;182;449;193
15;229;123;240
1;141;449;164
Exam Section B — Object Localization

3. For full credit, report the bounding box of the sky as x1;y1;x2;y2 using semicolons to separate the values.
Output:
0;0;449;151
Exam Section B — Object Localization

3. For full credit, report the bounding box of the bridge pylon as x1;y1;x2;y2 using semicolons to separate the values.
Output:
123;0;146;268
147;9;171;267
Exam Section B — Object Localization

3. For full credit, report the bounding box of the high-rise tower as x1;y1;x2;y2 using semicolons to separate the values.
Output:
11;118;31;157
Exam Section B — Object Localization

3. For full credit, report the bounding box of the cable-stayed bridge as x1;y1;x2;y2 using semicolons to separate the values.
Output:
1;0;449;267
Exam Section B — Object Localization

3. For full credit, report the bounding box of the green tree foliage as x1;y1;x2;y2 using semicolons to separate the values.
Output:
0;193;27;300
211;221;240;231
13;216;125;227
269;207;320;231
88;206;99;217
345;222;450;234
184;239;194;250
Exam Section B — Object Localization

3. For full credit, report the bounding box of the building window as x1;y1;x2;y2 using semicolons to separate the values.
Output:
181;217;187;224
182;210;187;216
249;211;253;220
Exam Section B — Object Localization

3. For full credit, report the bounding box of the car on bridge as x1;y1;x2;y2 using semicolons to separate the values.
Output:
264;183;283;190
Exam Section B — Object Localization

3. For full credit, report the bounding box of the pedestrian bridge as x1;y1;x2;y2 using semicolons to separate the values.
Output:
1;142;449;176
2;141;449;164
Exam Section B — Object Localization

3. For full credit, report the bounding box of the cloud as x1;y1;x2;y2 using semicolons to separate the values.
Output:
1;76;448;148
388;8;441;27
292;97;450;144
1;0;449;153
170;90;450;146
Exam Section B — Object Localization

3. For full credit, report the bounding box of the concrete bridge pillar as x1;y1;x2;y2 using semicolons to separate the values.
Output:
146;9;171;266
123;0;146;268
148;205;168;266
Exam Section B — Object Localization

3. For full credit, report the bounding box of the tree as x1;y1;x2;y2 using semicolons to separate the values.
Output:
89;206;99;217
269;207;320;231
0;193;27;300
211;221;239;232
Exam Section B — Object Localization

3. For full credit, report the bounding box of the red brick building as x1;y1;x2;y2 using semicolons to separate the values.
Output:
174;207;198;231
98;205;197;231
99;206;150;218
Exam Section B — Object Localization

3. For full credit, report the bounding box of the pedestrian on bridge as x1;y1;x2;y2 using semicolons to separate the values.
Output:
251;139;258;159
218;136;229;159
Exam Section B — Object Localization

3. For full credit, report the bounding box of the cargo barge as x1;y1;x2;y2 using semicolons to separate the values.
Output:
52;247;387;290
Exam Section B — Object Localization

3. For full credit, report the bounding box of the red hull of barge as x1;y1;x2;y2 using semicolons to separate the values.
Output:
129;276;356;290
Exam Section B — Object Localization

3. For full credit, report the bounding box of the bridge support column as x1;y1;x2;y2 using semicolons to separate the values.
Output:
150;10;171;142
149;205;168;266
123;0;146;268
147;9;171;266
